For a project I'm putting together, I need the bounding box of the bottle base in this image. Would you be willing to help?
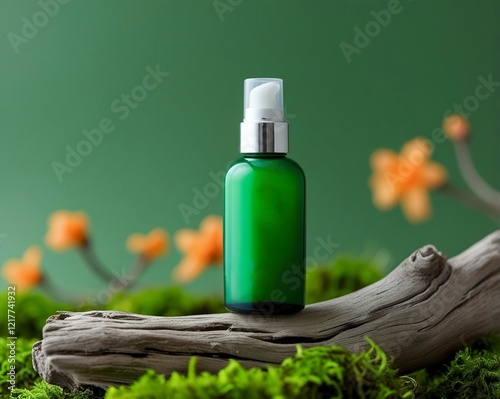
[225,302,304,316]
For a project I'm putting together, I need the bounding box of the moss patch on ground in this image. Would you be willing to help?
[105,340,413,399]
[410,334,500,399]
[0,337,38,393]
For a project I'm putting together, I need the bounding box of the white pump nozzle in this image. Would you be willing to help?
[249,82,280,109]
[244,78,284,121]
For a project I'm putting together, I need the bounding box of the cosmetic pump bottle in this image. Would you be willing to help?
[224,78,306,315]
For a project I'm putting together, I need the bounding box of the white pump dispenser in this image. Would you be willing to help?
[240,78,288,153]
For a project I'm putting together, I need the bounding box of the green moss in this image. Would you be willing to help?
[106,339,414,399]
[0,337,40,392]
[306,256,384,304]
[411,335,500,399]
[10,380,96,399]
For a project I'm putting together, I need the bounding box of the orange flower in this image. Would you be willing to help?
[442,114,470,141]
[45,210,89,251]
[2,246,43,291]
[369,137,447,223]
[173,215,223,282]
[127,228,169,260]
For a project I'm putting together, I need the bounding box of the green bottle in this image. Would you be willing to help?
[224,78,305,315]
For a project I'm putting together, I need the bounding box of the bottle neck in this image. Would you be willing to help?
[240,121,288,154]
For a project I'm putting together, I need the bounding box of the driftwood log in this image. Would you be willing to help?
[33,231,500,390]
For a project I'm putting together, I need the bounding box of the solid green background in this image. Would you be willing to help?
[1,0,499,296]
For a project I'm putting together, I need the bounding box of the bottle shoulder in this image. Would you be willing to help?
[281,157,305,173]
[228,155,302,167]
[225,155,305,179]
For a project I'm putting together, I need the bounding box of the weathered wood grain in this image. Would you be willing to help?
[33,231,500,390]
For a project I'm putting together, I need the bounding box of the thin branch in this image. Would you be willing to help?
[39,276,78,303]
[114,255,150,293]
[77,242,115,282]
[454,140,500,206]
[438,184,500,220]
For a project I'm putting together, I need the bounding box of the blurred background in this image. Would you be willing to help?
[1,0,499,295]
